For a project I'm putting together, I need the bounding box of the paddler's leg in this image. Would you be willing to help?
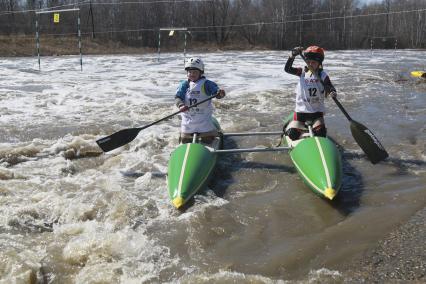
[179,132,194,144]
[199,130,219,144]
[285,112,305,140]
[312,115,326,137]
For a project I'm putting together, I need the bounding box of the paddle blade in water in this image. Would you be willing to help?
[96,128,141,152]
[350,121,388,164]
[410,71,426,78]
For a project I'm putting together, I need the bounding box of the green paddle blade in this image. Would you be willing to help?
[349,120,388,164]
[96,128,141,152]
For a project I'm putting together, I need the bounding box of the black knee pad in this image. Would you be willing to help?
[286,128,301,140]
[313,125,327,137]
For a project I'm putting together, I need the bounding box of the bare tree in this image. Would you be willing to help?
[1,0,425,50]
[209,0,242,45]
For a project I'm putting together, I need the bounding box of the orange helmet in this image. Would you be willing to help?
[304,46,325,63]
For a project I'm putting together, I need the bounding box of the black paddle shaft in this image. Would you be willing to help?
[332,97,352,121]
[96,93,219,152]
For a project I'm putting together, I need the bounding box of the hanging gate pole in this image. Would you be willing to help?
[35,8,81,71]
[184,32,187,64]
[35,16,41,71]
[157,30,161,61]
[78,10,82,71]
[158,28,188,63]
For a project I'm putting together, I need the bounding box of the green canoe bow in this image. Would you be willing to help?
[289,136,343,199]
[167,119,222,208]
[283,114,343,200]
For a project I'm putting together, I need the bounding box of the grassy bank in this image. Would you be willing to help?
[0,35,158,57]
[0,35,268,57]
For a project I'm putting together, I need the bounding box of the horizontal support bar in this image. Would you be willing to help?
[159,28,188,31]
[223,131,283,137]
[36,8,80,14]
[212,147,290,154]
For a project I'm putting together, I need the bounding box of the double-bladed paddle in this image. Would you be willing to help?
[299,53,388,164]
[96,93,219,152]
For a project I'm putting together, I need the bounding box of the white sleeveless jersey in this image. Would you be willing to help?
[180,78,215,133]
[294,70,328,113]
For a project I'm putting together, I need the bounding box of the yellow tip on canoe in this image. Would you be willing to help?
[172,197,185,208]
[324,188,337,200]
[411,71,426,78]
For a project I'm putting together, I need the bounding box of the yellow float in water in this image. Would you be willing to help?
[410,71,426,78]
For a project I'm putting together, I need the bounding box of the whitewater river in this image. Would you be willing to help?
[0,50,425,283]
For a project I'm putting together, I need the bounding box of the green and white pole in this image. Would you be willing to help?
[78,10,82,71]
[157,30,161,61]
[184,32,187,64]
[35,16,41,71]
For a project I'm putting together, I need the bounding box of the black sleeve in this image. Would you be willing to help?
[322,75,336,94]
[284,56,302,77]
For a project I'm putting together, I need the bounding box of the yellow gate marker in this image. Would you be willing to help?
[53,13,60,23]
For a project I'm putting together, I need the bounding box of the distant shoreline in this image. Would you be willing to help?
[1,35,270,57]
[3,35,423,58]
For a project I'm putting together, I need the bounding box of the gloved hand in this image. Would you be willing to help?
[291,46,304,57]
[179,104,189,112]
[216,89,226,99]
[328,91,337,98]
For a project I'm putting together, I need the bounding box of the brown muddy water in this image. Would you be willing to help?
[0,50,425,283]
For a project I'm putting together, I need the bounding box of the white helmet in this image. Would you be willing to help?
[185,57,204,73]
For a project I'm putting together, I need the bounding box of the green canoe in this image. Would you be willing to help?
[282,114,343,200]
[167,118,223,208]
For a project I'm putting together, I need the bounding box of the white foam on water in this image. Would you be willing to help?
[0,50,425,282]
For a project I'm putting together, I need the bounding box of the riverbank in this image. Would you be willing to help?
[343,206,426,282]
[1,35,155,57]
[0,35,267,57]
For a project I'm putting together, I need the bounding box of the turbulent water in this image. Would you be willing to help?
[0,50,425,283]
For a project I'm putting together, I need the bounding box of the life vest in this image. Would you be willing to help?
[294,70,328,113]
[180,78,215,133]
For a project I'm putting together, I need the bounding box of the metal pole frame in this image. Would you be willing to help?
[157,28,188,62]
[36,8,80,14]
[35,8,82,71]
